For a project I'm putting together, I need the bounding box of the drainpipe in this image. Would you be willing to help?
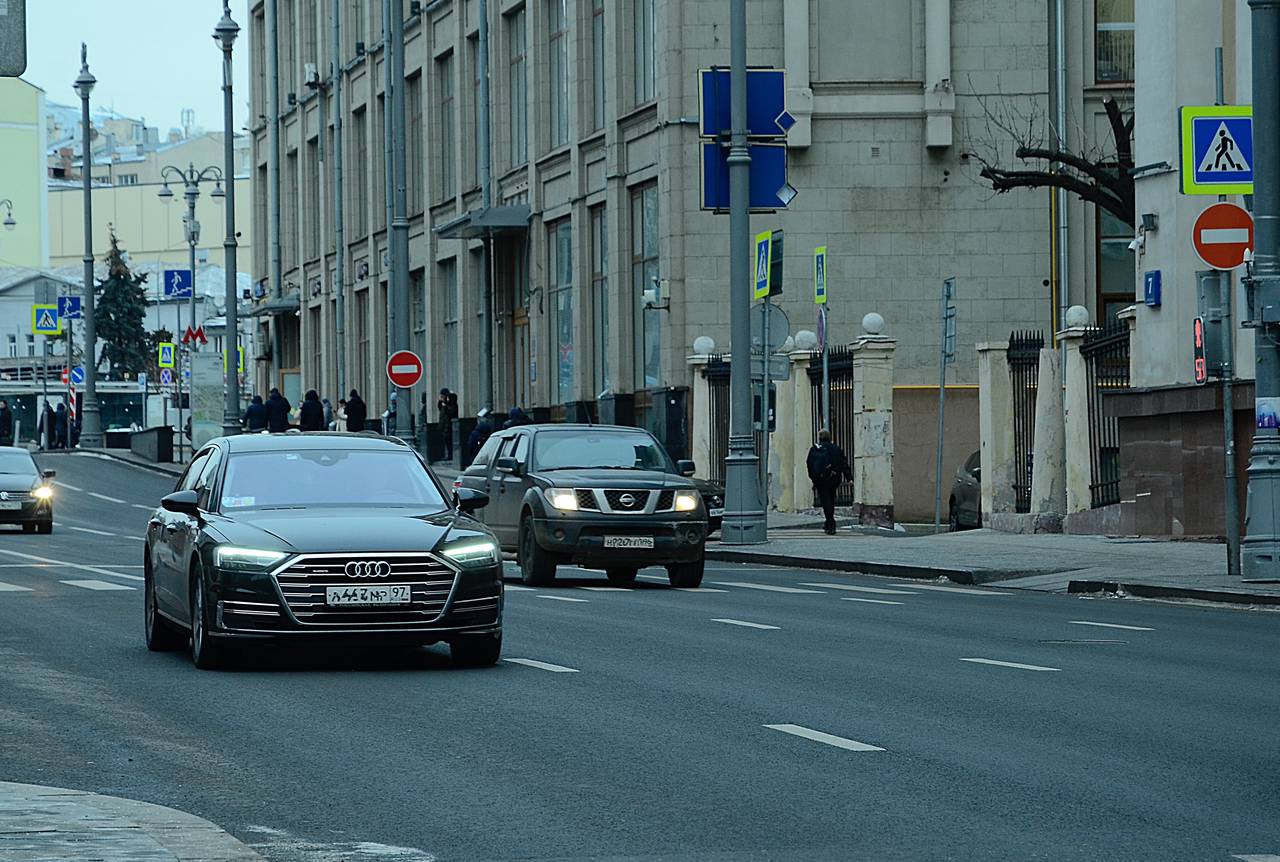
[479,0,494,411]
[332,0,347,400]
[266,0,283,386]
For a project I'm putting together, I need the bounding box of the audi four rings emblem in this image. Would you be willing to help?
[344,560,392,578]
[619,493,637,508]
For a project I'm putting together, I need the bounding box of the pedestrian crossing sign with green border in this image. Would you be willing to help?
[32,304,60,335]
[157,342,175,369]
[1180,104,1253,195]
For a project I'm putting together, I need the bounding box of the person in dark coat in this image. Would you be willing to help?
[37,403,54,450]
[54,403,69,450]
[464,409,495,465]
[265,387,292,433]
[437,388,457,461]
[806,428,853,535]
[345,389,367,432]
[502,406,533,429]
[0,399,13,447]
[299,389,325,431]
[243,395,268,431]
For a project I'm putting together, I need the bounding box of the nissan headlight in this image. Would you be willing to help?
[674,491,699,512]
[32,486,53,500]
[441,539,501,568]
[544,488,579,511]
[213,546,288,572]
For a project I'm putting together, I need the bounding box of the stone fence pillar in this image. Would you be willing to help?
[686,354,713,480]
[1059,326,1092,514]
[851,335,896,528]
[977,341,1014,521]
[1030,345,1065,518]
[778,351,814,512]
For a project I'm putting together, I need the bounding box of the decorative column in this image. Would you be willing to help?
[977,341,1014,521]
[1030,346,1066,519]
[687,351,714,479]
[1059,321,1092,514]
[851,328,896,528]
[775,349,811,512]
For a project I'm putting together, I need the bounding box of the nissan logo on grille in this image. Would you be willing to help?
[619,493,637,508]
[344,560,392,578]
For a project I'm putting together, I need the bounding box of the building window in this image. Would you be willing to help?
[284,149,299,268]
[6,334,16,358]
[440,258,460,393]
[347,0,364,57]
[591,0,605,130]
[252,11,266,117]
[590,205,609,394]
[351,107,368,237]
[631,183,659,387]
[1097,207,1135,324]
[305,138,320,260]
[469,35,481,189]
[355,288,369,395]
[548,0,569,149]
[508,8,528,167]
[437,51,456,199]
[309,305,323,390]
[1095,0,1134,84]
[302,0,318,70]
[26,334,35,357]
[548,220,574,403]
[116,174,138,186]
[281,0,297,96]
[407,73,424,214]
[411,268,426,357]
[633,0,655,105]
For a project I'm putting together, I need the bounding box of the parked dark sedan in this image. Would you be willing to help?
[456,424,708,587]
[143,432,501,669]
[0,447,54,533]
[948,450,981,531]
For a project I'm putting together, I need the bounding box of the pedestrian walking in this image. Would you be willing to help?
[806,429,852,535]
[437,387,458,461]
[243,394,268,431]
[334,399,348,432]
[345,389,367,432]
[0,399,13,447]
[321,397,334,429]
[502,406,533,429]
[54,403,68,450]
[299,389,325,431]
[464,408,495,465]
[265,387,292,433]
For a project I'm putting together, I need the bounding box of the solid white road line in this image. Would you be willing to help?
[900,584,1008,596]
[802,582,918,595]
[711,618,780,630]
[1068,620,1155,632]
[841,597,904,606]
[960,658,1061,672]
[54,481,83,492]
[61,579,135,592]
[711,581,825,594]
[505,585,535,591]
[764,724,885,752]
[675,587,729,592]
[67,526,117,537]
[579,586,632,592]
[0,582,33,592]
[1232,855,1280,861]
[504,658,580,673]
[131,503,153,511]
[88,492,126,504]
[537,595,589,603]
[0,548,144,582]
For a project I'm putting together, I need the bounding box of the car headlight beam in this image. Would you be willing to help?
[32,486,53,500]
[213,546,288,571]
[441,539,501,568]
[674,491,699,512]
[544,488,579,511]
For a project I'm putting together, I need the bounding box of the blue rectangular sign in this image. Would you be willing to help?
[163,269,193,298]
[700,142,791,211]
[1143,270,1162,307]
[699,68,795,138]
[58,296,82,319]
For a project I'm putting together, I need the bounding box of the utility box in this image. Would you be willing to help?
[1197,270,1228,376]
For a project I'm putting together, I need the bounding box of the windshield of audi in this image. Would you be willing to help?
[217,449,447,511]
[533,430,676,472]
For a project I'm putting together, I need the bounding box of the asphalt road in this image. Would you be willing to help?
[0,452,1278,861]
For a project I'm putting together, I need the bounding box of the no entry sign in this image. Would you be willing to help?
[386,350,424,389]
[1192,202,1254,270]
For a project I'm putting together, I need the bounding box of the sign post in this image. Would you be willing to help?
[815,246,829,432]
[386,350,424,440]
[935,277,957,532]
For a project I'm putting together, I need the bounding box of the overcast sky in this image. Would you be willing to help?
[22,1,251,134]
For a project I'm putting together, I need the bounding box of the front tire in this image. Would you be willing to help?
[37,518,52,534]
[145,562,185,652]
[948,502,961,532]
[450,632,502,667]
[189,562,229,670]
[21,522,34,534]
[667,557,705,588]
[518,517,557,587]
[605,567,638,586]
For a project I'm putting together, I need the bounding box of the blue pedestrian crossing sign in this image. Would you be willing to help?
[1181,105,1253,195]
[58,296,82,320]
[754,231,773,300]
[163,269,193,298]
[157,342,175,369]
[32,304,60,335]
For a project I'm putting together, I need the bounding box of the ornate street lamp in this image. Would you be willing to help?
[75,44,103,449]
[215,1,242,437]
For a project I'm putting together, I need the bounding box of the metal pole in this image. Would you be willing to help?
[216,1,242,437]
[1244,0,1280,582]
[76,45,103,448]
[176,268,184,462]
[332,0,347,401]
[185,177,198,458]
[721,0,767,544]
[759,295,770,498]
[934,284,949,532]
[1215,47,1240,577]
[390,0,411,439]
[821,306,830,432]
[266,0,283,389]
[479,0,494,412]
[40,340,47,448]
[383,0,395,402]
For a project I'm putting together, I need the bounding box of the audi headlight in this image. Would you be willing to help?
[213,546,288,571]
[544,488,579,511]
[441,539,501,568]
[674,491,699,512]
[32,486,53,500]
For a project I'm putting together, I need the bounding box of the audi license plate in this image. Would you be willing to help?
[0,501,21,510]
[604,536,655,549]
[325,585,412,607]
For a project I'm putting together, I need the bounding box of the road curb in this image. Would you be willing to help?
[0,780,262,860]
[704,548,985,585]
[1067,579,1280,607]
[71,448,185,478]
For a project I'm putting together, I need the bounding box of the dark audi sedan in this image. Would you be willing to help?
[457,424,707,588]
[0,447,55,533]
[143,433,501,669]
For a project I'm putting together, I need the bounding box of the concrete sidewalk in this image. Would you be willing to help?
[707,527,1280,607]
[0,781,260,861]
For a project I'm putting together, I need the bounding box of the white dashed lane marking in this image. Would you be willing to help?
[1068,620,1154,632]
[801,582,918,595]
[711,582,825,594]
[67,526,117,537]
[504,658,579,673]
[711,618,780,630]
[88,492,126,504]
[903,584,1009,596]
[505,585,535,591]
[537,595,589,603]
[1231,856,1280,861]
[675,587,728,592]
[764,724,885,752]
[960,658,1061,672]
[579,586,632,592]
[54,481,83,492]
[0,582,33,592]
[60,579,136,592]
[131,504,153,511]
[841,597,904,606]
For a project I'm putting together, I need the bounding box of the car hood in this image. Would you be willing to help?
[205,506,490,554]
[0,474,41,493]
[528,469,694,490]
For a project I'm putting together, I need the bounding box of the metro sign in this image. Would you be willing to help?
[1193,316,1209,385]
[1192,202,1254,271]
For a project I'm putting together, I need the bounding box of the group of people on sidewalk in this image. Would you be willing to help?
[241,388,369,434]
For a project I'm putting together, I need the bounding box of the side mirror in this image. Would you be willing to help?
[455,487,489,513]
[676,459,696,477]
[160,489,200,517]
[495,456,519,475]
[41,469,56,480]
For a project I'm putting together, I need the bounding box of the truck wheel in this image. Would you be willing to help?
[667,557,704,588]
[518,518,557,587]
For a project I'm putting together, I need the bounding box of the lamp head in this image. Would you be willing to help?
[158,183,174,203]
[210,181,225,201]
[214,2,240,52]
[73,43,96,100]
[2,215,15,233]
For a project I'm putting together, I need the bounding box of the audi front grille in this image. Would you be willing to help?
[272,552,461,627]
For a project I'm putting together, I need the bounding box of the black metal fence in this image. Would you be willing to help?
[703,356,731,484]
[1080,322,1131,508]
[1008,330,1044,514]
[808,346,856,506]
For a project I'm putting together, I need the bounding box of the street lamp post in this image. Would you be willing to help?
[0,199,16,231]
[75,44,103,449]
[215,2,241,437]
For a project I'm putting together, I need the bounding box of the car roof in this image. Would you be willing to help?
[217,432,413,454]
[515,424,652,434]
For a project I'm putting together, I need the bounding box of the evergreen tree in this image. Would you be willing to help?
[94,229,150,380]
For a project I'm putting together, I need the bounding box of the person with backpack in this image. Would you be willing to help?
[806,429,852,535]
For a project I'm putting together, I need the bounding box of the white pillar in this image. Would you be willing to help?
[687,354,712,479]
[1059,326,1092,514]
[977,341,1014,520]
[1030,347,1065,516]
[851,336,896,527]
[780,350,814,512]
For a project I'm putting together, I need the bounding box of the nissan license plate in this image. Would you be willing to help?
[709,508,725,517]
[325,585,412,607]
[604,536,655,549]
